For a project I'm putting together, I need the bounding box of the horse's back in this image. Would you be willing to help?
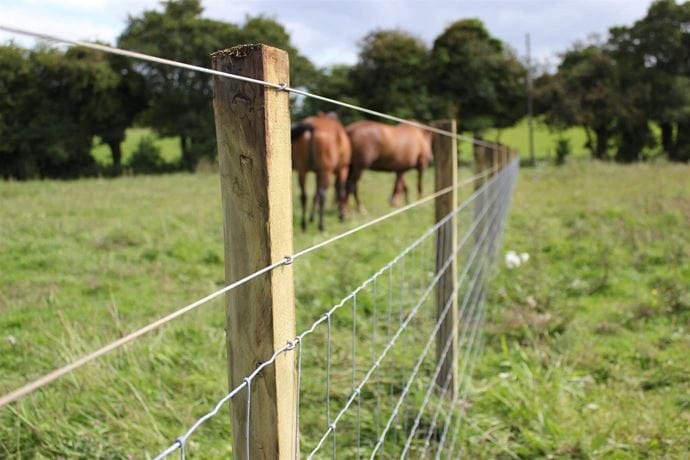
[347,121,392,168]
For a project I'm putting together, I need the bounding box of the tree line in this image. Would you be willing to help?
[536,0,690,162]
[0,0,687,179]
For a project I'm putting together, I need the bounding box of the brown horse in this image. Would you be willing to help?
[345,121,433,209]
[291,113,351,231]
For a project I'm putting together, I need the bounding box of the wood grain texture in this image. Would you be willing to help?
[432,120,459,398]
[212,44,296,459]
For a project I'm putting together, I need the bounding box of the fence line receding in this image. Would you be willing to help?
[0,32,521,459]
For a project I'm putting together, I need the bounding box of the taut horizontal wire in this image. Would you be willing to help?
[0,163,504,410]
[0,24,501,149]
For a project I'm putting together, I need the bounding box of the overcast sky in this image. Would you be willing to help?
[1,0,652,68]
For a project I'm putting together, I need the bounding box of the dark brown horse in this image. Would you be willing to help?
[291,113,351,231]
[345,121,433,209]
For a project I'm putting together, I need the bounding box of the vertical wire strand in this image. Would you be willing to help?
[245,380,251,460]
[295,338,303,459]
[352,293,361,460]
[372,275,381,450]
[385,263,393,457]
[326,314,332,428]
[398,252,407,450]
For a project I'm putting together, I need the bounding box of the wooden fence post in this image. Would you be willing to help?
[473,137,487,191]
[432,119,459,397]
[211,44,296,459]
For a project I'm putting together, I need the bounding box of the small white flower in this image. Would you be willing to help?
[520,252,530,263]
[7,335,17,346]
[505,251,522,268]
[584,403,599,411]
[498,372,510,379]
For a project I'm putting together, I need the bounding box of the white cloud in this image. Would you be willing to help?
[0,4,124,45]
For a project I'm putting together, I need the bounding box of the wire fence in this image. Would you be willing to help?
[155,159,518,458]
[0,23,520,459]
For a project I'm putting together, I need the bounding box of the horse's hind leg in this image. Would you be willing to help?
[402,175,410,204]
[309,178,318,224]
[317,171,330,231]
[298,170,307,231]
[390,172,405,207]
[334,173,342,207]
[336,166,349,221]
[346,167,365,213]
[417,164,424,199]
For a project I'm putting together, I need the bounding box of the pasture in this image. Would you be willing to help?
[0,160,688,457]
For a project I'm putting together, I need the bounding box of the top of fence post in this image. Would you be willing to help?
[211,43,297,459]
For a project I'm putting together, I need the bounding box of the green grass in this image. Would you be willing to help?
[482,118,590,160]
[1,160,688,458]
[461,160,690,458]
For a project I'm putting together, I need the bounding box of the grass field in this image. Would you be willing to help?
[1,160,688,458]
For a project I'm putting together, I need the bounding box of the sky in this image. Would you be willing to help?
[0,0,653,68]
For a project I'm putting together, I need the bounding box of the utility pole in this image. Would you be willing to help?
[526,33,535,165]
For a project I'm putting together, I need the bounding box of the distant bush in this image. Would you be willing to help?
[127,136,166,174]
[555,138,571,165]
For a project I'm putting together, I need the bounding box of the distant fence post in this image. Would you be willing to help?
[432,119,459,397]
[211,44,296,459]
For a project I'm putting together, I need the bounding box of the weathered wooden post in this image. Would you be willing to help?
[211,44,297,459]
[472,137,487,191]
[432,119,459,397]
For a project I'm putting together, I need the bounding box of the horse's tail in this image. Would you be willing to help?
[291,122,317,170]
[291,122,314,141]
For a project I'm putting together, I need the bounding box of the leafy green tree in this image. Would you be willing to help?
[429,19,526,134]
[609,0,690,161]
[0,44,36,178]
[537,43,620,159]
[349,29,433,120]
[118,1,316,169]
[64,47,148,173]
[296,64,360,123]
[118,0,241,170]
[240,16,317,89]
[0,44,122,179]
